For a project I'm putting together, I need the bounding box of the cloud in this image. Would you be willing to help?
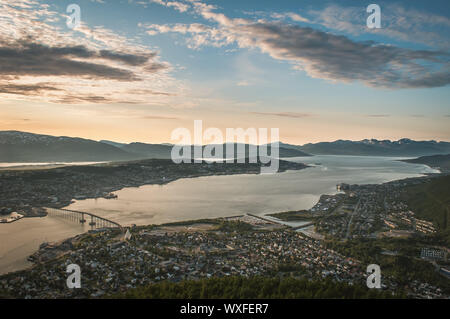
[149,0,190,13]
[250,112,313,119]
[0,0,185,105]
[143,1,450,89]
[271,12,310,23]
[0,83,61,96]
[0,41,145,81]
[98,50,156,66]
[310,4,450,49]
[57,95,112,104]
[236,80,250,86]
[365,114,390,118]
[140,115,179,120]
[127,89,177,96]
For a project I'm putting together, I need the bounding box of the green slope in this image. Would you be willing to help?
[402,175,450,244]
[402,154,450,173]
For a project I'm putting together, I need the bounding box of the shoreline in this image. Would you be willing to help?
[0,163,308,276]
[0,159,439,276]
[0,158,308,216]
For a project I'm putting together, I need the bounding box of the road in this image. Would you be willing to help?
[345,198,361,239]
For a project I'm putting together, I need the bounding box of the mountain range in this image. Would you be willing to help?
[293,138,450,156]
[1,131,449,162]
[0,131,309,162]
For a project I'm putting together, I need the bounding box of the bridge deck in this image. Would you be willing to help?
[44,207,123,230]
[291,222,315,230]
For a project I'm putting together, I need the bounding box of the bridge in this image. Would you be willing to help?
[44,207,123,231]
[291,222,315,230]
[247,213,315,230]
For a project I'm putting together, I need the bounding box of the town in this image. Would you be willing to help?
[269,175,450,298]
[0,216,367,298]
[0,161,449,299]
[0,212,448,299]
[0,159,307,216]
[314,178,441,240]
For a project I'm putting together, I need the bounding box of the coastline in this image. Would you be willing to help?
[0,158,308,216]
[0,157,439,276]
[0,161,308,276]
[2,170,448,300]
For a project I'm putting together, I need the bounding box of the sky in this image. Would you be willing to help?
[0,0,449,145]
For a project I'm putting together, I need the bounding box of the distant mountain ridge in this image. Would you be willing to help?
[0,131,136,162]
[103,142,310,159]
[0,131,310,162]
[2,131,449,162]
[297,138,450,156]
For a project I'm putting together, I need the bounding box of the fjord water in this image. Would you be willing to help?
[0,217,88,275]
[0,155,438,274]
[64,155,438,225]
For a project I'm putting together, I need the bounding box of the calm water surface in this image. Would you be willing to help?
[64,155,437,225]
[0,218,87,274]
[0,155,438,274]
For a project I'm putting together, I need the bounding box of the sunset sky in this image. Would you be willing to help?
[0,0,449,144]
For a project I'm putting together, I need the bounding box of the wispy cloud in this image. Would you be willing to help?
[271,12,310,23]
[310,4,450,49]
[0,83,62,96]
[0,0,185,105]
[250,112,313,119]
[0,41,152,81]
[140,115,179,120]
[142,1,450,89]
[236,80,251,87]
[366,114,390,118]
[146,0,190,12]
